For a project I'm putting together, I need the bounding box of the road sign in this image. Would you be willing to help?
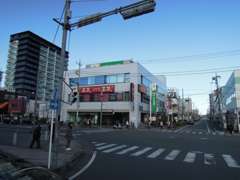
[50,89,58,110]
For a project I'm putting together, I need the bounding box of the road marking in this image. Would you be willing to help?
[198,132,202,135]
[91,141,97,144]
[95,143,106,147]
[96,144,116,150]
[204,153,216,165]
[186,130,191,133]
[222,154,240,168]
[192,131,196,134]
[212,132,216,136]
[68,151,97,180]
[131,147,152,157]
[165,150,181,160]
[147,148,165,159]
[200,137,208,140]
[116,146,139,155]
[102,145,127,153]
[183,152,196,163]
[174,125,190,133]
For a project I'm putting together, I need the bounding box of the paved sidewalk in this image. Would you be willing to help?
[0,138,82,169]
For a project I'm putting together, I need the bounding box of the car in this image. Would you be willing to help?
[187,120,194,125]
[0,152,66,180]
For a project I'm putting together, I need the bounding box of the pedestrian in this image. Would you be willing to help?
[65,122,73,151]
[30,123,41,149]
[126,120,129,129]
[160,121,163,129]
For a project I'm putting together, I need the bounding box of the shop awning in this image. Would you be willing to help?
[0,102,8,109]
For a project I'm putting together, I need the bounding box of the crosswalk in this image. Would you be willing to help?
[92,141,240,168]
[147,129,239,136]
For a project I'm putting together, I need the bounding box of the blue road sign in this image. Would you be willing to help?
[50,89,58,110]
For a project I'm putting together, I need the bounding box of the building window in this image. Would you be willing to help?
[80,77,88,85]
[109,94,117,101]
[124,73,130,82]
[123,92,130,101]
[106,75,117,84]
[95,75,105,84]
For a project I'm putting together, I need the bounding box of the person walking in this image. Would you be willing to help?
[30,123,41,149]
[126,120,129,129]
[65,122,73,151]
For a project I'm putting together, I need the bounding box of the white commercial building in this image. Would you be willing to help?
[61,60,167,128]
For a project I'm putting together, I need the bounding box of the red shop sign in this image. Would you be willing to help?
[79,85,115,94]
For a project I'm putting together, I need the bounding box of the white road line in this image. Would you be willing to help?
[68,151,97,180]
[102,145,127,153]
[95,143,106,147]
[174,125,190,133]
[131,147,152,157]
[183,152,196,163]
[204,153,216,165]
[198,132,202,135]
[212,132,216,136]
[116,146,139,155]
[222,154,240,168]
[147,148,165,158]
[165,150,181,160]
[186,130,191,133]
[192,131,196,134]
[91,141,97,144]
[96,144,116,150]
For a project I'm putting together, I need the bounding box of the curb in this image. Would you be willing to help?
[54,138,95,179]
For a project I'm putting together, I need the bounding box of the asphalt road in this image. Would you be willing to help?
[76,118,240,180]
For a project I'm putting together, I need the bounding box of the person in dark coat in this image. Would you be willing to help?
[30,124,41,148]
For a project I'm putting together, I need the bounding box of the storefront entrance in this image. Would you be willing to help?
[67,111,129,127]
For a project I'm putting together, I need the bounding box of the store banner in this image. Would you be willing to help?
[152,83,157,113]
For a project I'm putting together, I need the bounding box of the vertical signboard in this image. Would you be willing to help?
[152,83,157,113]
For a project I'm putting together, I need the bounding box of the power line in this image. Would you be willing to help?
[139,49,240,64]
[52,3,66,43]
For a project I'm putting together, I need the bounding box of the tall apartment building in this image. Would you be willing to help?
[5,31,68,102]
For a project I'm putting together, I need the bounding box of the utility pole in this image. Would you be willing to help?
[76,60,81,123]
[212,74,223,129]
[182,88,184,121]
[100,91,103,128]
[149,83,152,121]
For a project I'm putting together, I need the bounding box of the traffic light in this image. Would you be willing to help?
[71,92,78,104]
[120,0,156,20]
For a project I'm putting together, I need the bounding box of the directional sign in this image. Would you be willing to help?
[50,89,58,110]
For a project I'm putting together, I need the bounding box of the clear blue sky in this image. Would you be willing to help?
[1,0,240,114]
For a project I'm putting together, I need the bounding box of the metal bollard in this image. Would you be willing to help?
[12,132,17,146]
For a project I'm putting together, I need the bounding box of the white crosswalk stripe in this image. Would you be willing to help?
[204,153,216,165]
[95,142,106,147]
[165,150,181,160]
[131,147,152,157]
[222,154,240,168]
[96,144,116,150]
[93,142,240,168]
[183,152,196,163]
[147,148,165,159]
[102,145,127,153]
[116,146,139,155]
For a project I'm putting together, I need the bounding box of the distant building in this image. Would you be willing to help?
[61,60,167,127]
[222,70,240,112]
[5,31,68,103]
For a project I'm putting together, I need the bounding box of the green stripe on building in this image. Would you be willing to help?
[100,60,124,67]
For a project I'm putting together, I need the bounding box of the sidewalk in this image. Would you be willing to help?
[0,138,82,169]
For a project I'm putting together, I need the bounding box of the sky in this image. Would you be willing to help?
[1,0,240,114]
